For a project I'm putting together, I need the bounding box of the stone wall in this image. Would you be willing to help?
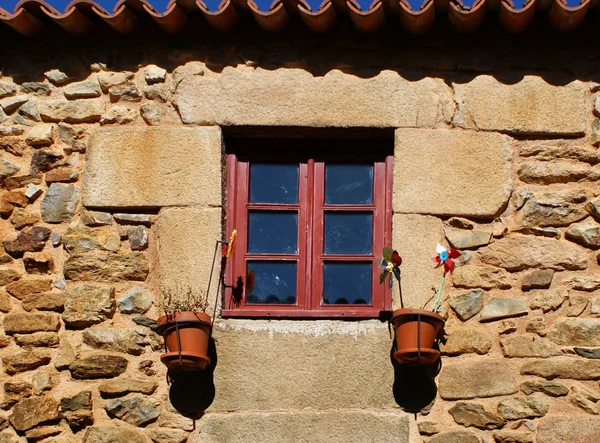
[0,31,599,443]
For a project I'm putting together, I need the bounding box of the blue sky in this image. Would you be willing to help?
[0,0,445,13]
[0,0,581,14]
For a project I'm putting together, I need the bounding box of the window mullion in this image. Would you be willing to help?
[298,161,309,311]
[310,161,325,311]
[236,160,250,308]
[372,160,388,310]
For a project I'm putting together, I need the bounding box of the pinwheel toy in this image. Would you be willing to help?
[379,247,402,288]
[432,244,461,313]
[433,244,461,274]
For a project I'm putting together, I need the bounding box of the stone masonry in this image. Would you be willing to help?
[0,32,600,443]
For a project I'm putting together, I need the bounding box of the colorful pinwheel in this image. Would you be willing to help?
[432,244,461,313]
[433,244,461,274]
[378,247,402,289]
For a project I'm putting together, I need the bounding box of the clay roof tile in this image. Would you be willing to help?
[0,0,594,35]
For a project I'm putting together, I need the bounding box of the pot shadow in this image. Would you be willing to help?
[391,342,442,413]
[168,337,218,418]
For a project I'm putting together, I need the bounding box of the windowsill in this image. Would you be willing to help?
[221,308,392,320]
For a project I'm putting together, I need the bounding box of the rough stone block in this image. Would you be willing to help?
[39,99,105,123]
[22,290,66,312]
[196,410,410,443]
[63,284,116,328]
[64,252,149,282]
[521,357,600,380]
[439,360,518,400]
[449,289,484,321]
[440,329,492,355]
[25,125,53,146]
[3,349,51,374]
[62,221,120,254]
[548,318,600,346]
[41,184,79,223]
[500,334,562,358]
[105,395,160,427]
[445,229,492,249]
[524,317,547,336]
[393,129,512,217]
[63,78,101,99]
[427,430,479,443]
[97,378,158,397]
[83,127,222,208]
[0,269,20,286]
[391,214,442,309]
[518,161,599,184]
[478,235,588,271]
[480,298,527,322]
[117,287,152,314]
[529,289,567,313]
[175,67,453,128]
[210,322,396,410]
[453,76,587,135]
[522,269,554,291]
[8,395,60,431]
[520,380,568,397]
[158,208,221,314]
[4,313,60,334]
[82,425,148,443]
[492,430,534,443]
[538,416,600,443]
[70,355,128,379]
[448,402,505,429]
[0,155,19,180]
[82,328,147,355]
[14,332,59,347]
[452,265,512,290]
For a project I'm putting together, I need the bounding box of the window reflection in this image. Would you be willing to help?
[248,211,298,254]
[250,164,299,204]
[324,212,372,255]
[323,262,372,305]
[246,261,297,304]
[325,164,373,205]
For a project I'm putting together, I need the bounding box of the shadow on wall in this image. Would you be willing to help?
[1,17,600,88]
[391,343,441,413]
[168,337,218,418]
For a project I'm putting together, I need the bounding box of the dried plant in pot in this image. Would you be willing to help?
[157,285,212,374]
[379,244,467,366]
[157,230,238,374]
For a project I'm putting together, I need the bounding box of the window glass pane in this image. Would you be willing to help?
[248,211,298,254]
[246,261,297,304]
[323,262,372,305]
[325,164,373,205]
[324,212,372,255]
[250,164,299,204]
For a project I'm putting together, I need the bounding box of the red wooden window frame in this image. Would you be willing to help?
[223,144,393,319]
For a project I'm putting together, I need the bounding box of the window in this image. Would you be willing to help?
[224,139,393,318]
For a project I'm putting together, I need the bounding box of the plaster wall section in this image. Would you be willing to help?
[0,38,599,443]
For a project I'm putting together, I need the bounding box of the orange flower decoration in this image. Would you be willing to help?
[223,229,237,258]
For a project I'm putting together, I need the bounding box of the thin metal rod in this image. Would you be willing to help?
[211,257,225,330]
[396,272,404,309]
[417,313,421,364]
[203,240,223,313]
[433,273,446,313]
[175,321,183,367]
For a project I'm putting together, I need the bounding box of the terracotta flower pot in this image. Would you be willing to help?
[392,308,445,366]
[157,312,212,373]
